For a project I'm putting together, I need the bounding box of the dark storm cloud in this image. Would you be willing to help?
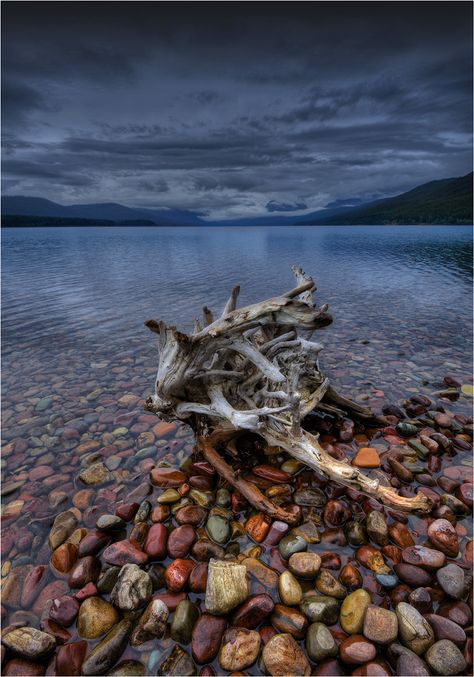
[2,1,472,217]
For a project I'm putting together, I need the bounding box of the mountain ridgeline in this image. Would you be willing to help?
[2,172,472,227]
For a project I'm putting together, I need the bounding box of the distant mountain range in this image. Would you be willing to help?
[2,171,472,227]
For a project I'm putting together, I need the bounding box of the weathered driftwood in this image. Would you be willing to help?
[145,266,432,517]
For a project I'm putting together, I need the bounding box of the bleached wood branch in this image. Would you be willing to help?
[145,266,432,515]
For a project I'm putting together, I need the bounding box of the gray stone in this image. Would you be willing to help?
[396,602,435,655]
[366,510,388,546]
[82,620,132,676]
[425,639,467,675]
[278,534,307,559]
[170,600,199,645]
[130,599,169,645]
[1,627,56,659]
[96,515,125,531]
[110,564,152,610]
[206,515,230,544]
[305,622,338,662]
[300,595,339,625]
[436,563,465,599]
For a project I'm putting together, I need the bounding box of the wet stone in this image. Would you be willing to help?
[3,658,47,676]
[49,595,80,627]
[425,639,467,676]
[339,635,376,665]
[110,563,152,610]
[366,510,388,546]
[340,588,371,634]
[150,467,186,487]
[278,570,302,606]
[103,539,149,566]
[393,645,431,676]
[77,530,111,557]
[402,545,446,570]
[205,514,230,544]
[68,555,101,588]
[230,593,275,628]
[262,632,310,676]
[167,525,197,558]
[205,559,248,615]
[130,599,169,645]
[425,613,467,646]
[165,558,195,592]
[82,619,132,676]
[55,640,88,676]
[287,553,320,580]
[106,660,146,676]
[96,515,125,531]
[158,644,195,676]
[2,627,56,659]
[278,533,307,559]
[176,505,207,526]
[97,566,121,593]
[218,627,261,671]
[144,523,168,560]
[305,622,338,662]
[77,596,119,639]
[170,600,199,645]
[427,518,459,557]
[363,605,398,644]
[271,604,308,639]
[79,462,112,485]
[315,569,347,598]
[48,511,78,549]
[300,595,339,625]
[394,563,432,587]
[191,613,227,664]
[396,602,435,655]
[436,563,465,599]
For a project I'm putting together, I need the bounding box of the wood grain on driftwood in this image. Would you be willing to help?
[145,266,432,518]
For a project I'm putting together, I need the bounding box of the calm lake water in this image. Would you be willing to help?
[1,225,473,674]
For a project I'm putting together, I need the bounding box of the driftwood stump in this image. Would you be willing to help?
[145,266,432,520]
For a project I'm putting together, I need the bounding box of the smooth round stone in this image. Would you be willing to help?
[363,605,398,644]
[366,511,388,546]
[165,559,195,592]
[51,543,78,573]
[49,595,80,627]
[395,648,431,676]
[291,521,320,544]
[394,563,432,587]
[2,627,56,659]
[305,622,338,662]
[191,613,227,664]
[48,511,78,549]
[144,523,168,560]
[77,597,119,639]
[176,505,207,526]
[271,604,308,639]
[425,613,467,646]
[3,658,47,676]
[351,659,391,676]
[103,540,148,566]
[278,571,302,606]
[323,499,351,527]
[150,505,170,522]
[278,534,307,560]
[396,602,435,655]
[106,660,146,676]
[427,519,459,557]
[262,633,310,676]
[300,595,339,625]
[288,552,321,579]
[188,562,208,593]
[408,587,433,614]
[55,640,88,676]
[438,600,471,627]
[68,556,101,588]
[230,593,275,628]
[216,488,231,507]
[170,600,199,645]
[158,644,195,676]
[218,627,261,671]
[375,573,398,589]
[315,569,346,598]
[77,530,111,557]
[339,563,363,590]
[346,521,368,546]
[96,515,125,531]
[436,563,465,599]
[340,589,371,634]
[402,545,446,570]
[151,468,186,487]
[425,639,467,675]
[206,515,230,544]
[167,525,197,558]
[81,620,132,676]
[110,564,152,610]
[158,488,181,504]
[339,635,376,665]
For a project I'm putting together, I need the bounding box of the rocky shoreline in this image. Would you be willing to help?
[1,374,473,676]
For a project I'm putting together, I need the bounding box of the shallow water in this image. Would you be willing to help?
[1,225,473,674]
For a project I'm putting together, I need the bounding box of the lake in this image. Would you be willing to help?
[1,224,473,674]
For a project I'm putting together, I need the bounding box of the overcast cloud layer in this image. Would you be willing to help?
[2,2,472,218]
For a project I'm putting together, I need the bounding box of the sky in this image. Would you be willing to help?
[2,2,473,219]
